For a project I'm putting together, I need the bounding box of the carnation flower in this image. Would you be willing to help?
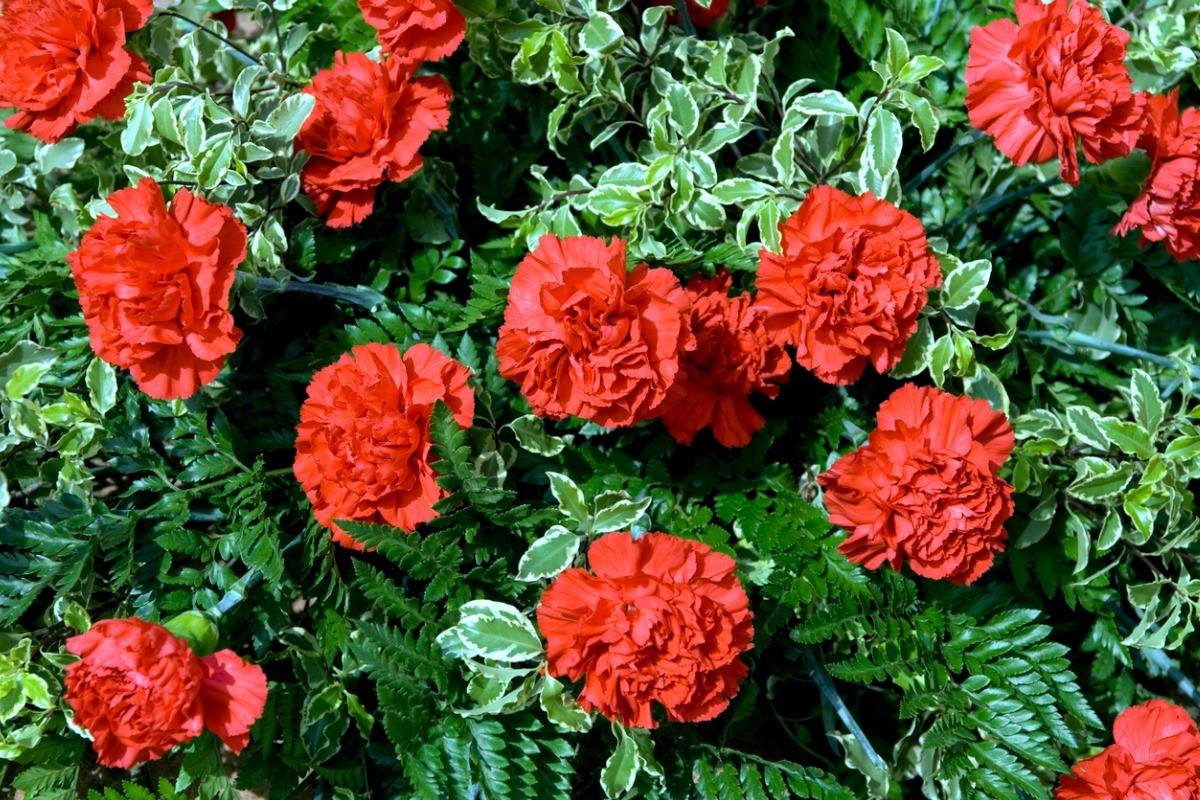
[819,384,1015,585]
[754,185,941,386]
[294,342,474,550]
[296,51,452,229]
[496,234,693,428]
[656,271,789,447]
[965,0,1144,185]
[65,618,267,769]
[359,0,466,63]
[1114,90,1200,262]
[67,178,247,401]
[0,0,153,143]
[536,532,754,728]
[1056,699,1200,800]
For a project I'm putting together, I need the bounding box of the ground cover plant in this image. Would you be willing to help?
[3,0,1200,797]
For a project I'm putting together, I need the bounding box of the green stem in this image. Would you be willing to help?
[804,647,886,771]
[903,130,985,194]
[1020,330,1200,379]
[673,0,696,36]
[931,176,1060,236]
[253,276,388,310]
[159,10,261,67]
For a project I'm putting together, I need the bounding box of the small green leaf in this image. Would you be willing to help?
[1129,369,1165,436]
[601,723,641,799]
[517,525,582,582]
[547,472,589,525]
[666,84,700,140]
[455,600,544,663]
[509,414,569,456]
[1097,418,1156,459]
[940,257,991,311]
[897,55,944,84]
[790,90,858,118]
[890,317,933,379]
[592,491,651,533]
[579,12,624,57]
[540,675,594,732]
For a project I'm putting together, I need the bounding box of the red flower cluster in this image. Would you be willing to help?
[1057,699,1200,799]
[657,271,789,447]
[295,52,452,228]
[65,618,267,769]
[496,234,693,429]
[648,0,768,28]
[755,185,941,386]
[1115,90,1200,262]
[67,178,247,401]
[537,532,754,729]
[0,0,153,143]
[359,0,466,63]
[965,0,1144,185]
[294,342,474,549]
[819,384,1015,585]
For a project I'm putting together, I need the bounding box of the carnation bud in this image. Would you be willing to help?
[162,611,219,656]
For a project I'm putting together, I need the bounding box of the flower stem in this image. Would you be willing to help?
[673,0,697,36]
[253,276,388,311]
[158,9,261,67]
[1019,330,1200,379]
[804,647,887,772]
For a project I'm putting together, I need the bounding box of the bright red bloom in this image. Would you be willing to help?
[67,178,247,401]
[0,0,153,142]
[296,51,452,229]
[1056,700,1200,800]
[537,532,754,729]
[358,0,465,63]
[1114,91,1200,262]
[656,271,789,447]
[965,0,1144,185]
[496,235,693,428]
[819,384,1015,585]
[755,185,941,386]
[65,618,267,769]
[294,342,474,550]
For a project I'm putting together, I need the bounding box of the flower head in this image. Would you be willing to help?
[656,271,789,447]
[294,342,474,550]
[1114,90,1200,262]
[296,51,452,228]
[359,0,465,63]
[67,178,247,400]
[754,185,941,386]
[537,532,754,728]
[965,0,1144,185]
[0,0,153,142]
[496,235,693,428]
[65,618,267,769]
[819,384,1015,585]
[1056,699,1200,800]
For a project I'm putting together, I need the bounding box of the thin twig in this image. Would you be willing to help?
[253,276,388,310]
[159,9,262,66]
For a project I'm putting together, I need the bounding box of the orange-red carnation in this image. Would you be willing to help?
[65,618,267,769]
[819,384,1015,585]
[754,185,941,386]
[1114,90,1200,262]
[0,0,152,143]
[294,342,474,550]
[67,178,247,401]
[1056,699,1200,800]
[296,51,451,229]
[965,0,1144,185]
[537,532,754,729]
[496,234,693,428]
[656,271,789,447]
[359,0,465,63]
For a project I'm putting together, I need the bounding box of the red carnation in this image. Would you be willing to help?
[496,234,693,428]
[0,0,153,143]
[294,342,475,550]
[754,185,941,386]
[965,0,1144,185]
[296,51,452,229]
[537,532,754,729]
[819,384,1015,585]
[656,271,789,447]
[65,618,267,769]
[1057,699,1200,800]
[1114,90,1200,262]
[359,0,465,63]
[67,178,247,401]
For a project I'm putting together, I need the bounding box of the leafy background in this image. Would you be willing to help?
[3,0,1200,797]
